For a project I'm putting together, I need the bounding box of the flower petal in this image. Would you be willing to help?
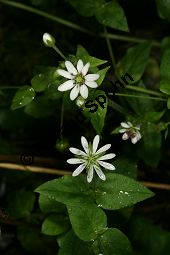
[85,74,99,81]
[94,165,106,181]
[121,122,130,128]
[65,61,77,75]
[122,133,129,140]
[72,163,86,176]
[98,161,115,170]
[70,85,80,100]
[80,84,88,99]
[81,136,89,154]
[67,158,85,164]
[96,144,111,154]
[87,166,94,183]
[127,121,133,127]
[98,153,116,161]
[131,136,138,144]
[69,147,86,156]
[57,69,73,79]
[58,80,75,91]
[93,135,100,153]
[85,81,98,88]
[77,59,84,73]
[119,128,126,133]
[81,63,90,76]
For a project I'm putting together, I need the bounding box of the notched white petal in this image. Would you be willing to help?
[98,161,115,170]
[57,69,73,79]
[81,62,90,76]
[80,84,88,99]
[121,122,130,128]
[94,165,106,181]
[77,59,84,73]
[122,133,129,140]
[85,81,98,88]
[96,144,111,154]
[67,158,84,164]
[58,80,74,91]
[98,153,116,161]
[93,135,100,153]
[65,61,77,75]
[85,74,99,81]
[70,85,80,100]
[87,166,94,183]
[81,136,89,153]
[69,147,86,156]
[72,163,86,176]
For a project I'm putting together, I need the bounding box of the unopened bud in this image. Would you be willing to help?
[43,33,55,47]
[76,96,85,107]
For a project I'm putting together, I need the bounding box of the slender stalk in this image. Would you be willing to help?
[60,98,64,139]
[53,45,66,60]
[0,86,20,89]
[103,27,116,69]
[0,0,161,47]
[0,0,93,35]
[100,32,161,47]
[126,85,164,97]
[115,93,167,101]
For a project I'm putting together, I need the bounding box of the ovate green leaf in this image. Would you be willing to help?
[11,86,35,110]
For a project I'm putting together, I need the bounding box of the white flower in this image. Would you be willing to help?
[67,135,116,183]
[119,121,141,144]
[43,33,55,47]
[57,59,99,101]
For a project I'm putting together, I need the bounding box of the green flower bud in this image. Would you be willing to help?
[43,33,56,47]
[55,138,69,153]
[76,96,85,107]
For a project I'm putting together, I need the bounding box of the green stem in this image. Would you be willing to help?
[53,45,66,60]
[0,86,20,89]
[60,98,64,139]
[0,0,93,35]
[103,27,116,69]
[126,85,164,97]
[115,93,167,101]
[99,32,161,47]
[107,99,129,115]
[0,0,161,47]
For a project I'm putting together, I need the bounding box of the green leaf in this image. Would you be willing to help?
[93,228,132,255]
[160,49,170,95]
[24,95,56,118]
[17,227,57,254]
[114,157,137,180]
[67,0,105,17]
[39,194,66,214]
[58,230,94,255]
[36,175,93,206]
[117,42,152,83]
[7,190,35,219]
[139,122,161,167]
[83,90,107,134]
[41,214,69,236]
[97,66,110,86]
[76,45,107,67]
[11,86,35,110]
[67,204,107,241]
[95,173,154,210]
[156,0,170,21]
[95,0,129,32]
[167,97,170,109]
[143,110,165,122]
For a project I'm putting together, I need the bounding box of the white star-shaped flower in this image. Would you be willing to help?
[67,135,116,183]
[57,59,99,101]
[119,121,141,144]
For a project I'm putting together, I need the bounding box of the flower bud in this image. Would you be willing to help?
[43,33,55,47]
[76,96,85,107]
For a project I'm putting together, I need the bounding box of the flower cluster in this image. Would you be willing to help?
[67,135,116,183]
[119,121,141,144]
[57,60,99,100]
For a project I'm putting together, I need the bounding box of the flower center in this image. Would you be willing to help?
[75,74,85,85]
